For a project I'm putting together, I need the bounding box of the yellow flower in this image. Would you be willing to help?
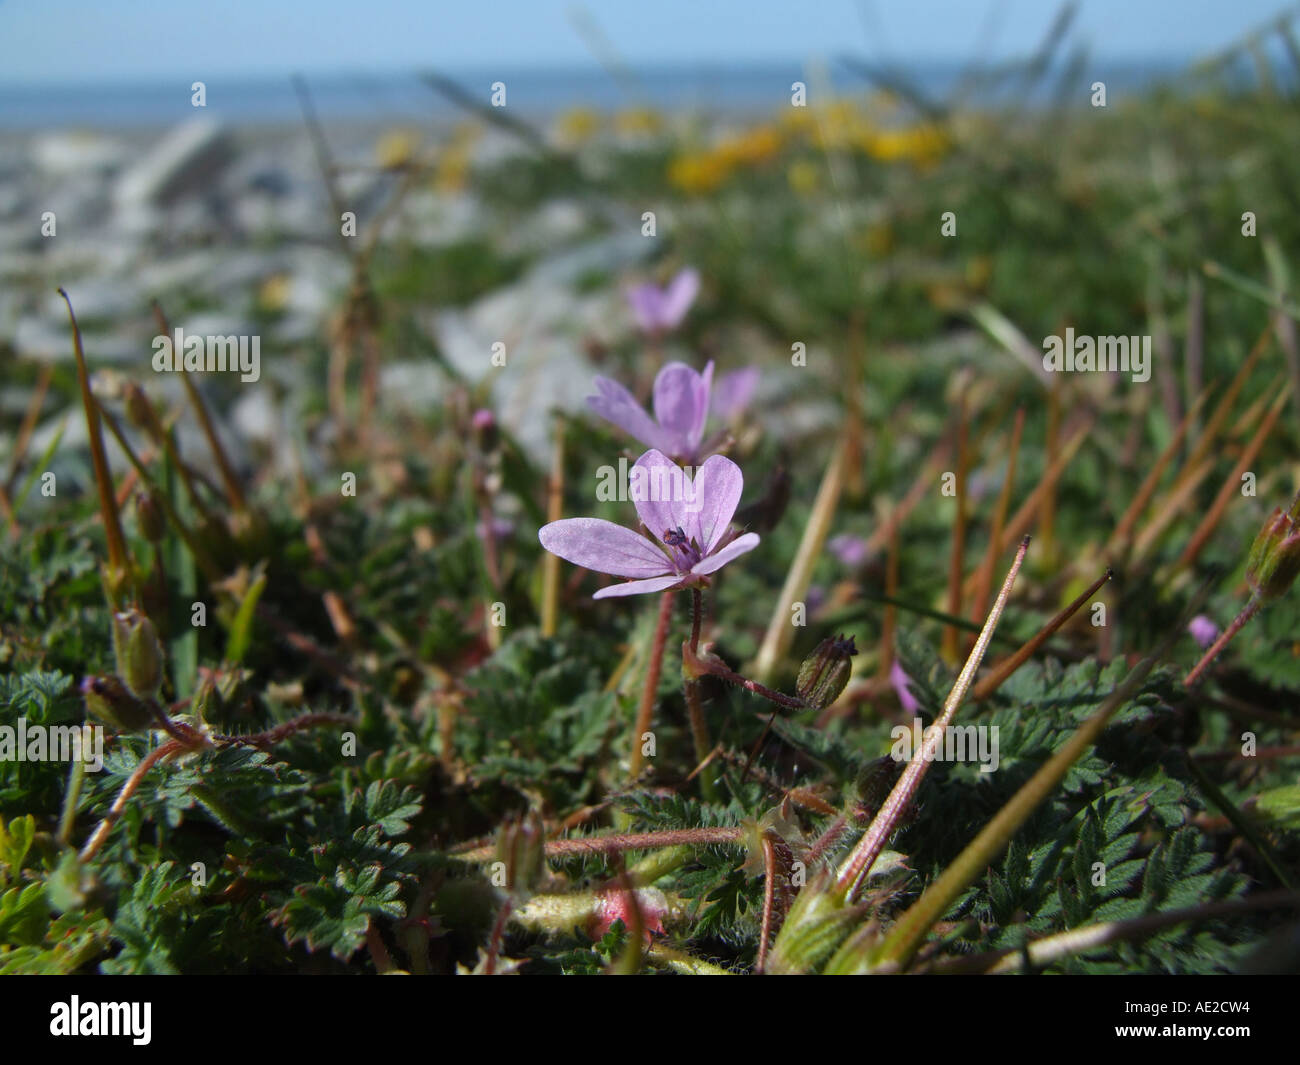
[715,125,782,168]
[668,152,730,195]
[614,107,663,136]
[554,107,601,146]
[787,159,820,195]
[257,274,291,313]
[375,129,419,170]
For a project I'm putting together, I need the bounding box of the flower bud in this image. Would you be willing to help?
[81,674,155,732]
[111,609,164,698]
[1246,496,1300,601]
[796,634,857,711]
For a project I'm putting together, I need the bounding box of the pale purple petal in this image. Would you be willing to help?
[652,362,710,457]
[1188,614,1220,650]
[625,283,664,333]
[630,449,697,545]
[691,531,760,576]
[658,268,700,330]
[593,574,683,599]
[828,533,870,569]
[890,660,920,714]
[691,453,744,554]
[539,518,669,578]
[587,377,668,452]
[712,367,759,420]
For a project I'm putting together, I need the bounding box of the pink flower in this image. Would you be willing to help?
[712,367,760,421]
[538,449,759,599]
[890,660,920,714]
[1188,614,1220,650]
[625,268,699,335]
[587,360,715,463]
[828,533,870,569]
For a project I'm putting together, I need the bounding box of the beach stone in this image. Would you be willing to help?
[114,119,234,208]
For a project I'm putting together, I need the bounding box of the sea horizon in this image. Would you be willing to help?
[0,57,1203,130]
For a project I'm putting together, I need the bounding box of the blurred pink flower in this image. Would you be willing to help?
[712,366,760,420]
[828,533,870,569]
[890,660,920,714]
[587,360,714,463]
[625,267,699,334]
[1188,614,1220,649]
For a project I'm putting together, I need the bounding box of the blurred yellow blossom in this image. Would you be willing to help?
[554,107,601,146]
[786,159,820,195]
[375,129,419,170]
[257,273,291,314]
[614,107,664,136]
[668,151,731,194]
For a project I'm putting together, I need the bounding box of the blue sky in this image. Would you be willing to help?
[0,0,1294,84]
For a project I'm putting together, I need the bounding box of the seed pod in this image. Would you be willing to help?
[111,609,164,698]
[81,674,155,732]
[796,634,858,711]
[1246,495,1300,601]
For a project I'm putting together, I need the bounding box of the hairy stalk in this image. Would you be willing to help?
[868,581,1210,971]
[450,825,744,864]
[683,587,718,800]
[757,833,778,973]
[628,589,675,780]
[837,536,1031,897]
[79,739,185,862]
[1183,595,1262,687]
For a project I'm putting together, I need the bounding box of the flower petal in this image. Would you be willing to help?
[630,448,697,547]
[652,362,709,458]
[587,377,667,452]
[659,268,700,330]
[625,283,664,333]
[592,574,684,599]
[539,518,669,578]
[712,366,759,420]
[691,454,744,554]
[691,531,759,575]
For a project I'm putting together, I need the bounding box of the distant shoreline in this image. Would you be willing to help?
[0,59,1192,132]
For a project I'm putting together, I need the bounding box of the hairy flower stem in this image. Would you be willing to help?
[628,589,675,780]
[1183,595,1262,688]
[836,536,1030,898]
[451,826,744,864]
[684,587,718,800]
[757,834,779,972]
[79,739,184,862]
